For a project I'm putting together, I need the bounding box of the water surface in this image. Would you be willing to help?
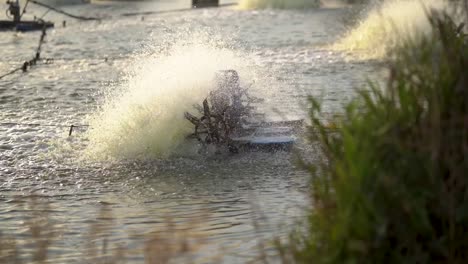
[0,1,375,262]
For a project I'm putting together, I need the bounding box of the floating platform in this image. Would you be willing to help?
[230,120,303,152]
[0,20,54,32]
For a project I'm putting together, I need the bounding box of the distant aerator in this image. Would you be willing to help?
[192,0,219,8]
[0,0,54,32]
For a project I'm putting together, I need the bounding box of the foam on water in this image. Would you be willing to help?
[85,38,263,160]
[239,0,320,9]
[333,0,450,59]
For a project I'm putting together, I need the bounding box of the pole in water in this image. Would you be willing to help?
[192,0,219,8]
[68,125,74,136]
[22,62,29,72]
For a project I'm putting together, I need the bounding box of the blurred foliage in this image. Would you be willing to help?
[0,196,209,264]
[287,8,468,264]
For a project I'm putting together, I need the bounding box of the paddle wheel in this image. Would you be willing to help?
[185,70,303,153]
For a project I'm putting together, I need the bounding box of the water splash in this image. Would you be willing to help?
[239,0,320,9]
[333,0,450,59]
[85,40,260,160]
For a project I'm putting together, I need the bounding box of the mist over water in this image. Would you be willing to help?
[333,0,450,59]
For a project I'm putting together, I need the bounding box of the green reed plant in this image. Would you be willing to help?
[288,9,468,264]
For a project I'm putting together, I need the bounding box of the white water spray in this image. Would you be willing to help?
[85,41,262,160]
[333,0,450,59]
